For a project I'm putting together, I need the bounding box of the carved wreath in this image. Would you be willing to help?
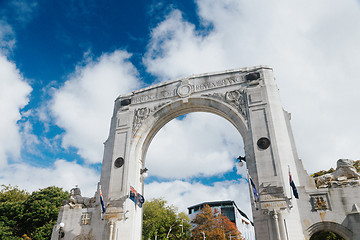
[202,89,247,118]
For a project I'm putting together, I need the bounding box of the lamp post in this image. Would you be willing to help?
[58,222,65,239]
[140,167,148,177]
[237,156,246,167]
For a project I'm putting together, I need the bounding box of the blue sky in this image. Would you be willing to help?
[1,0,360,216]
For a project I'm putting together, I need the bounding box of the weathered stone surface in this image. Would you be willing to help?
[315,159,360,188]
[51,66,360,240]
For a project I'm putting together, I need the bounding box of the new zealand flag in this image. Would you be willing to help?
[129,186,145,208]
[247,172,260,202]
[289,171,299,199]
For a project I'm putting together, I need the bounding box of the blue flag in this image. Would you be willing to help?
[248,172,260,202]
[129,186,145,208]
[289,170,299,199]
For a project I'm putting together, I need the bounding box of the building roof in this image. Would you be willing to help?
[187,200,253,225]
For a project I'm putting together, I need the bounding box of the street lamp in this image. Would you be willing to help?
[237,156,246,167]
[140,168,148,178]
[58,222,65,239]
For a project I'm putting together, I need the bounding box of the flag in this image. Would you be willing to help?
[129,186,145,208]
[289,169,299,199]
[99,185,106,213]
[247,171,260,202]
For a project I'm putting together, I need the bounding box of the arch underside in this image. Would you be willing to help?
[307,221,352,240]
[133,97,249,164]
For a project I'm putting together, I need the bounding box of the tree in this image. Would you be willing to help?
[0,185,29,239]
[310,231,344,240]
[142,198,191,240]
[0,185,69,240]
[21,186,69,239]
[191,204,243,240]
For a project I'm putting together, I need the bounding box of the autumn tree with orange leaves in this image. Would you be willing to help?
[191,204,244,240]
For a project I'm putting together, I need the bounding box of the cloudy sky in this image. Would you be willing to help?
[1,0,360,218]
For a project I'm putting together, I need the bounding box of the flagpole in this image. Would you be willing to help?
[288,165,292,200]
[99,185,106,218]
[247,169,258,210]
[288,165,299,199]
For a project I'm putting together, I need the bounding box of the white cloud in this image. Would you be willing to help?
[143,0,360,173]
[0,21,16,54]
[51,50,141,164]
[0,54,32,167]
[145,179,252,219]
[19,120,40,154]
[146,113,243,179]
[0,159,99,196]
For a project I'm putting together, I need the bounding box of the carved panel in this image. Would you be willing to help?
[310,194,330,211]
[177,83,193,98]
[202,89,247,118]
[132,102,170,136]
[80,212,92,225]
[132,107,150,136]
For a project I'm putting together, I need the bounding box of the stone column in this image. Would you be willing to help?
[109,220,114,240]
[278,210,288,240]
[271,210,281,240]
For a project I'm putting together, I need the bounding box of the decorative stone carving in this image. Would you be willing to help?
[177,83,193,98]
[259,185,292,211]
[202,89,247,118]
[63,187,96,208]
[114,157,124,168]
[257,137,271,150]
[132,107,150,136]
[315,159,360,188]
[310,194,329,211]
[81,212,92,225]
[132,102,171,136]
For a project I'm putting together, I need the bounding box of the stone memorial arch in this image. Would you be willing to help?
[52,66,360,240]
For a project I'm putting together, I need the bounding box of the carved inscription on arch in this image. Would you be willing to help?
[193,76,244,92]
[132,91,175,104]
[131,76,245,104]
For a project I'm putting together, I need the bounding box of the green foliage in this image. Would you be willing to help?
[354,160,360,172]
[0,185,29,238]
[310,231,344,240]
[311,168,335,178]
[0,185,69,240]
[142,198,191,240]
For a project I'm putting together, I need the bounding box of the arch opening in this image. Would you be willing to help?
[307,222,352,240]
[142,111,254,239]
[135,97,249,166]
[310,231,345,240]
[144,112,251,213]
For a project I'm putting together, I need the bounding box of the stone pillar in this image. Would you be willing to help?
[271,211,281,240]
[278,210,288,240]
